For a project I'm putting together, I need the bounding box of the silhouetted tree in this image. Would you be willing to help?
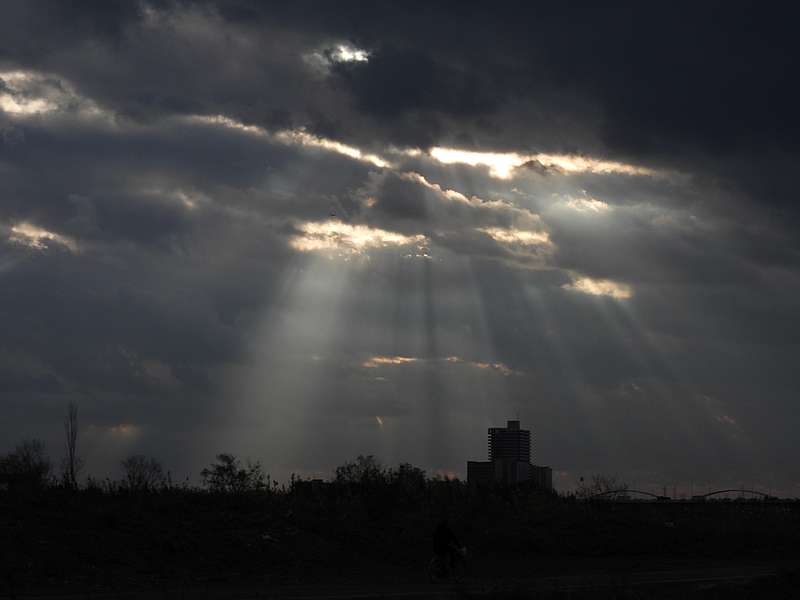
[391,462,426,496]
[200,453,267,493]
[62,401,83,488]
[0,439,51,489]
[334,454,386,485]
[121,455,166,492]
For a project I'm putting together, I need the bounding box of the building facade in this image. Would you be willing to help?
[468,420,553,491]
[489,419,530,463]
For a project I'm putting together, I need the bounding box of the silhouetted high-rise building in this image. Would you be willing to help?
[468,420,553,491]
[489,420,530,463]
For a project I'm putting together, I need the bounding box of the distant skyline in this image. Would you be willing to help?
[1,2,800,496]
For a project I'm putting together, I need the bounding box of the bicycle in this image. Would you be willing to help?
[428,546,467,583]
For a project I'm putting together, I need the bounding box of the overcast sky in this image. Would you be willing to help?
[1,1,799,495]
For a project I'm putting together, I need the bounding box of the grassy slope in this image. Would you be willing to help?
[2,487,800,594]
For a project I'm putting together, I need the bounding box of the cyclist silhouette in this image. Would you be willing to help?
[433,516,461,568]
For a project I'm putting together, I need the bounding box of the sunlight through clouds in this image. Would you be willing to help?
[0,71,58,115]
[290,220,426,255]
[108,424,140,437]
[429,146,659,179]
[404,171,474,204]
[304,43,371,72]
[185,115,656,179]
[566,197,610,213]
[362,354,519,376]
[86,423,142,443]
[188,114,266,136]
[362,355,419,368]
[330,44,370,63]
[445,356,519,376]
[478,227,551,246]
[188,115,391,168]
[0,93,56,115]
[274,130,390,168]
[9,222,78,252]
[0,69,105,119]
[429,147,524,178]
[1,0,796,502]
[563,275,632,299]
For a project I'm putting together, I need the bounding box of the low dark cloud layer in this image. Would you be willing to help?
[1,1,799,494]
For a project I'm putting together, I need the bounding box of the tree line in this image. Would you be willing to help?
[0,403,619,497]
[0,435,440,496]
[0,403,439,495]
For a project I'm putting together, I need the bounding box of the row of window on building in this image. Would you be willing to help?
[467,420,553,491]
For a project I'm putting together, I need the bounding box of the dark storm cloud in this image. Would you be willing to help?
[0,114,376,242]
[5,1,799,196]
[6,1,800,155]
[331,45,500,118]
[225,1,800,215]
[1,1,799,492]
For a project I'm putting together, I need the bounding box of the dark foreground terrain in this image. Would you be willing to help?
[2,482,800,598]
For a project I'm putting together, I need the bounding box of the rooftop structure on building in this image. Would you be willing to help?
[467,419,553,491]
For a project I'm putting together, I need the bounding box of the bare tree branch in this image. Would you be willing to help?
[62,402,83,489]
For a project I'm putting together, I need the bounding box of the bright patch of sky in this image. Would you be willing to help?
[0,70,104,118]
[362,355,419,368]
[478,227,551,246]
[9,222,78,252]
[429,146,659,179]
[274,129,390,168]
[330,44,370,63]
[189,115,391,168]
[304,43,370,73]
[562,275,632,300]
[290,220,426,255]
[363,354,518,376]
[566,197,610,213]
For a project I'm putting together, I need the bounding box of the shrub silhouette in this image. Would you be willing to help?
[0,439,51,490]
[334,454,386,486]
[200,453,267,493]
[391,462,426,496]
[575,474,628,499]
[121,455,166,492]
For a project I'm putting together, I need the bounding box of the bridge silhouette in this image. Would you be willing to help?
[587,488,776,501]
